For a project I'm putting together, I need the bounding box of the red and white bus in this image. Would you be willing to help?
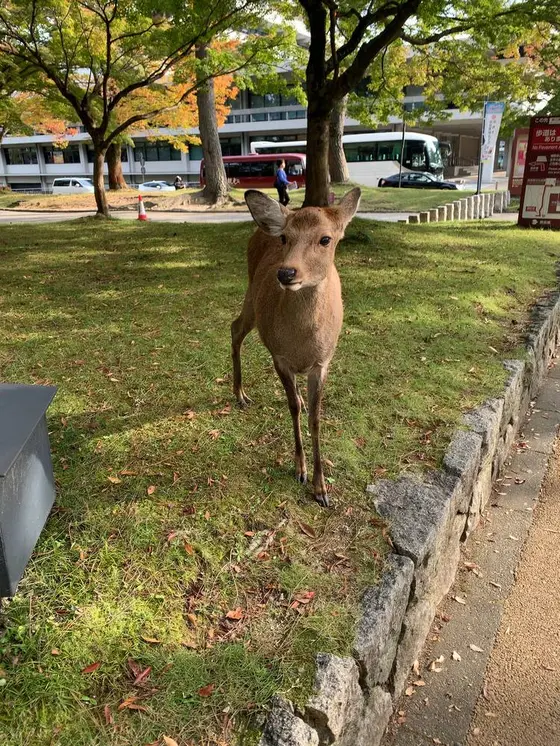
[200,153,306,189]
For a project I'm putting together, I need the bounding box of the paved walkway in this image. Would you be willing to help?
[383,363,560,746]
[0,208,518,225]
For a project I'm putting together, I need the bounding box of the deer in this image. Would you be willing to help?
[231,187,361,507]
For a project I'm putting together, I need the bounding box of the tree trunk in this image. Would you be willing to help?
[303,107,331,207]
[107,143,127,190]
[329,95,350,184]
[93,148,110,217]
[195,43,229,205]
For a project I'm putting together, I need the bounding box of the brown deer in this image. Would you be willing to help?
[231,187,361,507]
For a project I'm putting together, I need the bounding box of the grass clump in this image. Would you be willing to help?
[0,217,557,745]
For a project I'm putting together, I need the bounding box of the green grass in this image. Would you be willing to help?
[0,184,473,214]
[0,217,558,745]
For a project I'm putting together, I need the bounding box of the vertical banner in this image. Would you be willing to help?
[508,128,530,197]
[518,115,560,229]
[480,102,505,185]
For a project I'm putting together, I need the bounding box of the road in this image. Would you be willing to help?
[0,209,517,225]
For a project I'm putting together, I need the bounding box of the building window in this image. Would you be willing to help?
[133,142,182,162]
[248,91,300,109]
[269,112,286,121]
[287,110,306,120]
[251,112,267,122]
[220,138,242,156]
[188,145,204,160]
[87,146,128,163]
[3,147,38,165]
[43,145,81,165]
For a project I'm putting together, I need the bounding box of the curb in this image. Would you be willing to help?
[400,190,510,225]
[258,275,560,746]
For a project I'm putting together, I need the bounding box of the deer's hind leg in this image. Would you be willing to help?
[273,358,307,485]
[231,290,254,408]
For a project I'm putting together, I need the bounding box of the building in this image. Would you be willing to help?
[0,87,491,192]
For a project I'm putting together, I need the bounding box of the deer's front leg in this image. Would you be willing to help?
[273,359,307,484]
[308,365,329,507]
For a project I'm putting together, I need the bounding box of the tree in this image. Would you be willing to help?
[296,0,560,206]
[0,0,267,217]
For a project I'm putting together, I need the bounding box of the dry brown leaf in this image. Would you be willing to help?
[104,704,113,725]
[412,660,420,675]
[184,543,194,555]
[51,649,60,656]
[163,737,179,746]
[186,613,197,627]
[452,651,462,661]
[140,635,161,644]
[297,521,317,539]
[147,485,157,496]
[469,644,484,653]
[413,680,426,687]
[208,429,221,440]
[133,666,151,685]
[225,608,243,621]
[198,683,215,697]
[452,595,467,605]
[405,686,415,696]
[107,476,122,484]
[118,696,139,711]
[81,661,101,674]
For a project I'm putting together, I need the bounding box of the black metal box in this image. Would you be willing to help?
[0,384,57,597]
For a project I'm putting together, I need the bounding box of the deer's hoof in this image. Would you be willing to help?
[236,393,252,409]
[296,470,308,485]
[314,492,330,508]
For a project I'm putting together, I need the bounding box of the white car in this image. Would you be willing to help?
[51,177,95,195]
[137,180,176,193]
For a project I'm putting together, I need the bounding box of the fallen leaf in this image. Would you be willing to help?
[433,739,442,745]
[508,535,519,541]
[107,476,122,485]
[225,608,243,621]
[147,485,157,496]
[140,635,161,644]
[469,644,484,653]
[542,664,556,671]
[489,581,502,589]
[405,686,415,696]
[163,737,179,746]
[198,683,215,697]
[120,469,137,476]
[81,661,101,674]
[297,521,317,539]
[488,345,499,354]
[452,651,462,661]
[51,649,60,656]
[244,531,255,537]
[118,696,139,711]
[485,711,497,718]
[184,543,194,555]
[186,613,197,627]
[127,703,148,712]
[208,429,221,440]
[473,728,481,736]
[413,679,426,687]
[133,666,152,685]
[104,704,113,725]
[412,660,420,675]
[452,595,467,605]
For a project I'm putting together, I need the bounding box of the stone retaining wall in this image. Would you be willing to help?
[259,274,560,746]
[401,189,510,225]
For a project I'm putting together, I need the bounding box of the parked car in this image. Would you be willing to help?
[378,172,459,189]
[137,180,176,193]
[51,177,95,195]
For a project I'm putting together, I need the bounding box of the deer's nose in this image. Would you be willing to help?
[277,267,297,285]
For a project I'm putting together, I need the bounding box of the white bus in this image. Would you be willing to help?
[250,132,445,187]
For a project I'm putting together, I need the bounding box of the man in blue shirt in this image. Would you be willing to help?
[274,159,294,206]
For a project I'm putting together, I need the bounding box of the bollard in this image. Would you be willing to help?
[0,384,57,597]
[489,193,495,215]
[473,194,480,219]
[409,214,420,224]
[446,203,455,220]
[506,189,511,206]
[461,198,469,220]
[437,205,446,221]
[466,196,474,220]
[429,208,438,222]
[455,200,463,220]
[419,211,430,223]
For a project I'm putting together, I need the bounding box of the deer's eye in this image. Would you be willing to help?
[319,236,331,246]
[280,234,287,245]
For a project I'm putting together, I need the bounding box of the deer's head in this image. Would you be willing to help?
[245,188,361,291]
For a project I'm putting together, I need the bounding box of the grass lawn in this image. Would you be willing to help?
[0,184,473,214]
[0,217,558,746]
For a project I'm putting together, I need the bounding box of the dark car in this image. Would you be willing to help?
[378,172,459,189]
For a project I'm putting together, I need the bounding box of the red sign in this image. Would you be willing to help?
[508,128,529,197]
[518,115,560,228]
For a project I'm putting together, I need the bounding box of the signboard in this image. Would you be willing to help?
[518,115,560,229]
[480,102,505,185]
[508,128,529,196]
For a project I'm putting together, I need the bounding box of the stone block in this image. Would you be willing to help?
[501,360,526,433]
[442,429,483,509]
[446,203,455,220]
[489,193,495,215]
[367,477,454,567]
[437,205,446,221]
[391,597,436,697]
[463,398,504,459]
[306,655,361,743]
[340,687,393,746]
[408,214,420,224]
[472,194,480,219]
[466,196,474,220]
[429,208,438,222]
[419,211,430,223]
[353,554,414,688]
[260,697,319,746]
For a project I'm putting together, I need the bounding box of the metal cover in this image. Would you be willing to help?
[0,384,57,477]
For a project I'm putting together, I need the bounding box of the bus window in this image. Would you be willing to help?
[403,141,426,169]
[344,143,378,162]
[286,161,303,176]
[377,141,402,161]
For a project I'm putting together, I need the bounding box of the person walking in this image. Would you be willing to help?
[274,159,293,206]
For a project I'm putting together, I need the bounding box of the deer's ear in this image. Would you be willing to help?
[245,190,288,236]
[336,187,361,227]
